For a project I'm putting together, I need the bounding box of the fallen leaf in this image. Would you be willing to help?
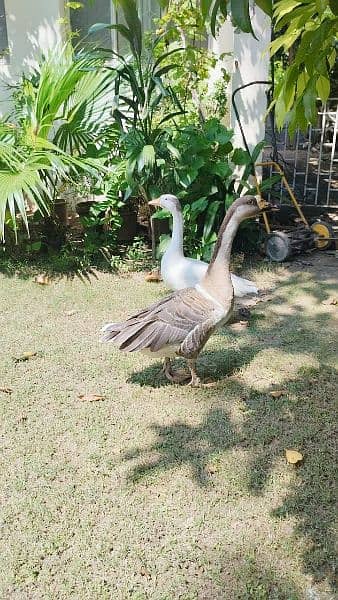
[145,269,162,282]
[269,390,287,398]
[207,463,218,474]
[321,297,337,306]
[17,414,28,423]
[0,387,13,394]
[229,320,249,332]
[14,351,37,363]
[140,566,151,579]
[78,393,105,402]
[285,449,303,465]
[34,274,50,285]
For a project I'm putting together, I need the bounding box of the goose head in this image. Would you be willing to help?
[231,195,272,222]
[148,194,181,213]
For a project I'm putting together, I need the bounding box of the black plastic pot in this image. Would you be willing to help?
[76,199,95,217]
[117,204,139,242]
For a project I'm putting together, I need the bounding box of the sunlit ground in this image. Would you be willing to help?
[0,252,337,599]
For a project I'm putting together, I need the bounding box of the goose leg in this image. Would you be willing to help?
[187,359,202,387]
[163,358,191,384]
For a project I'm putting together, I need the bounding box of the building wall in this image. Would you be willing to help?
[210,4,271,153]
[0,0,271,148]
[0,0,65,115]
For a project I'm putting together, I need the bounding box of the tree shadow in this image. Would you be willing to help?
[121,266,337,590]
[242,364,337,586]
[124,407,237,486]
[127,342,260,388]
[273,271,337,304]
[124,363,337,589]
[0,255,100,283]
[228,554,301,600]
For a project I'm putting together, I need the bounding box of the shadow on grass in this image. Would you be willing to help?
[123,271,338,590]
[125,363,337,588]
[124,407,236,486]
[0,255,101,283]
[229,554,301,599]
[127,343,260,388]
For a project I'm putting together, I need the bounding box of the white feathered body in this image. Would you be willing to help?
[161,247,257,297]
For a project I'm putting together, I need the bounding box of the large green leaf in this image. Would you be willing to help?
[200,0,212,20]
[230,0,257,37]
[137,145,155,171]
[316,74,330,102]
[203,200,221,240]
[255,0,273,16]
[329,0,338,15]
[210,0,221,37]
[113,0,142,58]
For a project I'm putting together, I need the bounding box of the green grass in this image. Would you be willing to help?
[0,254,337,599]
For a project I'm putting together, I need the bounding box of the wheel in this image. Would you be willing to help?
[265,231,293,262]
[311,220,334,250]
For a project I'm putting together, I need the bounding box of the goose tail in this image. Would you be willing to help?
[100,322,121,342]
[231,273,258,297]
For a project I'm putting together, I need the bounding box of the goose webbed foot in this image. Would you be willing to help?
[163,358,191,384]
[187,359,202,387]
[187,359,217,387]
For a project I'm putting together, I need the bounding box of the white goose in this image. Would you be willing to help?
[149,194,258,297]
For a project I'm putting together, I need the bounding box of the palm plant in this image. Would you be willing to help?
[90,1,184,201]
[0,43,115,241]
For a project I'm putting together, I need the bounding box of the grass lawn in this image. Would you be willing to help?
[0,253,337,599]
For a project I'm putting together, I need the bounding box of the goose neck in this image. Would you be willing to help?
[169,207,184,254]
[200,210,241,307]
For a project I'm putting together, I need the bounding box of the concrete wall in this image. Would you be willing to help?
[0,0,65,114]
[210,3,271,153]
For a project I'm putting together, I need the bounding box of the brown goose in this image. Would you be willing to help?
[102,196,270,386]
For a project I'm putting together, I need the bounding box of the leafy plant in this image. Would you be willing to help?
[0,43,114,240]
[152,119,252,259]
[154,1,221,122]
[270,0,337,135]
[90,1,184,202]
[79,161,127,259]
[146,0,337,134]
[123,0,273,39]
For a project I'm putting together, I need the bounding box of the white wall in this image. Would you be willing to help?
[0,0,65,114]
[210,3,271,153]
[231,4,271,153]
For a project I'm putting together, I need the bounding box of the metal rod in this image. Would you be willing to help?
[293,129,300,190]
[326,103,338,206]
[256,161,309,227]
[314,101,326,205]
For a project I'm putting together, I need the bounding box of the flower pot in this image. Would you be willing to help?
[76,199,95,217]
[54,199,68,225]
[117,204,138,242]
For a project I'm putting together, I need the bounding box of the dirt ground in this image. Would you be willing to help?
[0,251,337,599]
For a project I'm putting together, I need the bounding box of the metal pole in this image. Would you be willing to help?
[315,102,326,205]
[304,123,312,200]
[326,103,338,206]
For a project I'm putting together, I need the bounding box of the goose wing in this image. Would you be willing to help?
[101,288,220,353]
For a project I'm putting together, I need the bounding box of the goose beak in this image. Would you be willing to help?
[257,199,271,211]
[148,198,161,207]
[257,200,279,212]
